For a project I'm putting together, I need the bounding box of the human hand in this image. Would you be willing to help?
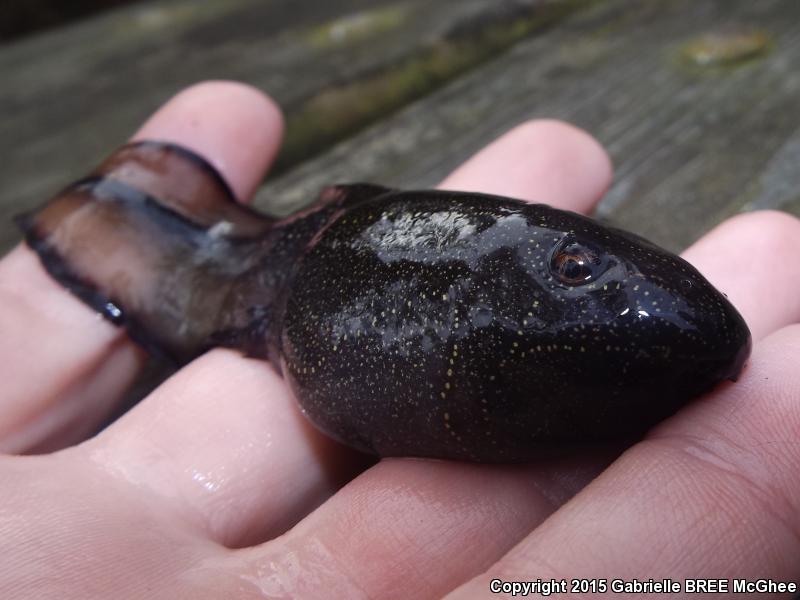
[0,81,798,599]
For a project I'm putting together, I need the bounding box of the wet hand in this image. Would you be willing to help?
[0,82,798,599]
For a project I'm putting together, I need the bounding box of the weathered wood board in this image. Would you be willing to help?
[260,0,800,253]
[0,0,140,43]
[2,0,799,258]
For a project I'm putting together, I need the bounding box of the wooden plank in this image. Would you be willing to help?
[259,0,800,252]
[0,0,139,43]
[0,0,586,252]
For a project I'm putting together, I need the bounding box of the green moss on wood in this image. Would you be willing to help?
[276,0,592,172]
[678,27,773,69]
[305,4,410,49]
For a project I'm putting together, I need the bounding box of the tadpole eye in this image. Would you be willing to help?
[550,239,606,285]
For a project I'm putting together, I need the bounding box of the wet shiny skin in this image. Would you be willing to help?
[282,189,751,461]
[19,142,751,462]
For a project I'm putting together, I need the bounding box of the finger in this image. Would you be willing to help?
[86,350,372,548]
[682,210,800,341]
[439,119,613,214]
[84,120,615,553]
[0,81,283,453]
[232,452,616,599]
[447,324,800,598]
[224,122,618,597]
[133,80,282,203]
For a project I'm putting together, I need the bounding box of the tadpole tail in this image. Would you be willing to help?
[16,140,399,366]
[15,141,277,365]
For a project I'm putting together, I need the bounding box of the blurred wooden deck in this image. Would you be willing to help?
[1,0,798,254]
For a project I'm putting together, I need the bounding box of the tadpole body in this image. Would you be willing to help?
[17,142,751,462]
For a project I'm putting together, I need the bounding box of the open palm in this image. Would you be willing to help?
[1,82,798,599]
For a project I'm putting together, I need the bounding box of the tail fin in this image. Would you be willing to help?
[16,142,273,364]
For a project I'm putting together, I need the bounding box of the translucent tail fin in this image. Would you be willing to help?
[16,142,273,364]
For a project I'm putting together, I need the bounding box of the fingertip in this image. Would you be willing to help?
[132,80,285,202]
[532,119,614,195]
[439,119,613,214]
[682,210,800,341]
